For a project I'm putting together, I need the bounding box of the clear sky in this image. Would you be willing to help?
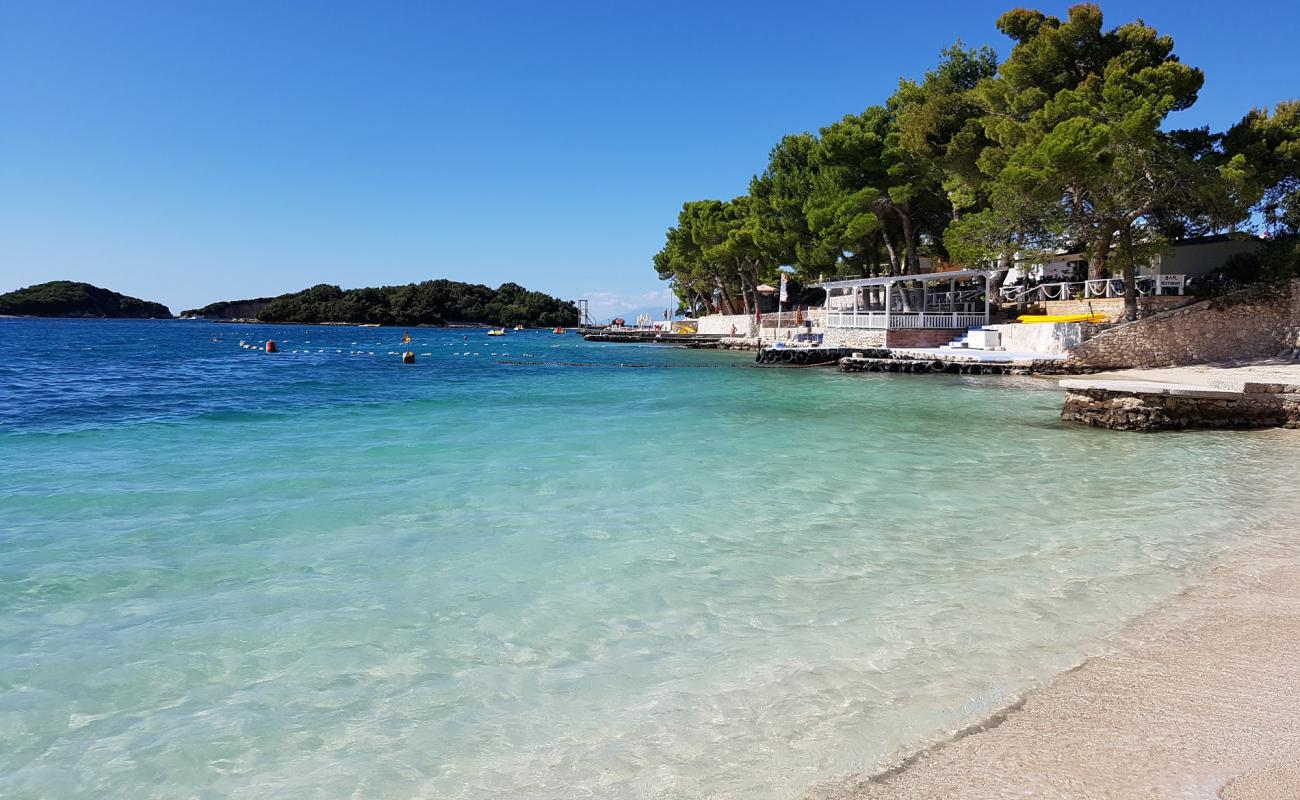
[2,1,1297,319]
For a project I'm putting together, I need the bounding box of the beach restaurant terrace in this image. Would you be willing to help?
[813,269,1004,330]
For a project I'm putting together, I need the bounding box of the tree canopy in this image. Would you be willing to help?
[653,3,1300,320]
[0,281,172,318]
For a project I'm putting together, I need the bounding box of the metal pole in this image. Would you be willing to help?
[983,273,990,326]
[950,278,956,327]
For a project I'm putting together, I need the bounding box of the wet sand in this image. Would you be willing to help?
[808,449,1300,800]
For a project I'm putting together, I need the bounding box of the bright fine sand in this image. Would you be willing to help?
[809,438,1300,800]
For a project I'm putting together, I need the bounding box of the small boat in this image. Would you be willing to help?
[553,327,565,334]
[513,325,524,331]
[487,328,506,336]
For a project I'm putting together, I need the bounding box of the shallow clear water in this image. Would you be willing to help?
[2,318,1295,799]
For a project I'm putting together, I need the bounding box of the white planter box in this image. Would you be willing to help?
[966,329,1002,350]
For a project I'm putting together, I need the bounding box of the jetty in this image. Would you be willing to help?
[581,329,724,345]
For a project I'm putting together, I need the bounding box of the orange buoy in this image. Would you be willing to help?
[402,351,415,364]
[265,340,278,353]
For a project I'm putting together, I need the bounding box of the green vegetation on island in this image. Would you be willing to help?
[0,281,172,318]
[180,297,279,320]
[655,4,1300,321]
[193,280,579,327]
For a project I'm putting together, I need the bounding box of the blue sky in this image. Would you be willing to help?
[2,1,1297,319]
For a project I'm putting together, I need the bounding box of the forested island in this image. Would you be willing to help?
[184,280,579,327]
[0,281,173,318]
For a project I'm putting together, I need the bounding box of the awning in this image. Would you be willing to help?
[812,268,1005,290]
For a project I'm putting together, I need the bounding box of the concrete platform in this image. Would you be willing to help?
[1058,379,1245,400]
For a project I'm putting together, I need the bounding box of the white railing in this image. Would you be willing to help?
[1000,274,1185,303]
[825,311,987,329]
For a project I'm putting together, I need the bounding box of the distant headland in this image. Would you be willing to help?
[182,280,578,328]
[0,281,173,318]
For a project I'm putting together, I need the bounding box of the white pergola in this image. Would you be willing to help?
[813,269,1005,330]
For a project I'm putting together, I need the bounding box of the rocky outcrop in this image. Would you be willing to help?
[181,298,274,320]
[1061,387,1300,431]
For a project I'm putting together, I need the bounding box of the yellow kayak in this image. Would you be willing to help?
[1017,313,1106,324]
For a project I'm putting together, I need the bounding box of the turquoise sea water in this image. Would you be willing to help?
[3,318,1296,799]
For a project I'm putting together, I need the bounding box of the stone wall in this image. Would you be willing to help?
[1067,280,1300,370]
[695,314,755,337]
[823,328,887,349]
[1042,295,1192,322]
[1062,388,1300,431]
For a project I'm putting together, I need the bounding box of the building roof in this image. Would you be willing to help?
[811,268,1004,290]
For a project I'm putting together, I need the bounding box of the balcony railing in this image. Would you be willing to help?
[825,311,988,329]
[1000,275,1186,303]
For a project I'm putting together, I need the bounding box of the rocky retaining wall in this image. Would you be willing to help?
[1067,280,1300,369]
[1061,388,1300,431]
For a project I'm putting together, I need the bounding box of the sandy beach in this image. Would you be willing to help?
[809,432,1300,800]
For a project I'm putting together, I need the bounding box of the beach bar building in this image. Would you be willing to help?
[813,269,1005,349]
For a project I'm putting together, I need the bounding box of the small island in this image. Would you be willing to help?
[184,279,579,328]
[0,281,172,318]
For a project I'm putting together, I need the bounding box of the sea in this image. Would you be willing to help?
[2,317,1296,799]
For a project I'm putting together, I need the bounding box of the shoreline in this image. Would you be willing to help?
[806,435,1300,800]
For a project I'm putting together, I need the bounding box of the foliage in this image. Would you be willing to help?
[1196,237,1300,295]
[651,3,1300,322]
[249,280,578,327]
[0,281,172,318]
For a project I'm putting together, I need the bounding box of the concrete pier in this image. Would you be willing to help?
[1059,364,1300,431]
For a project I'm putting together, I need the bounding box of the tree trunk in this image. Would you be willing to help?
[735,267,753,316]
[987,254,1011,309]
[713,275,734,315]
[881,233,901,277]
[898,209,920,276]
[1120,227,1138,322]
[1088,224,1118,280]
